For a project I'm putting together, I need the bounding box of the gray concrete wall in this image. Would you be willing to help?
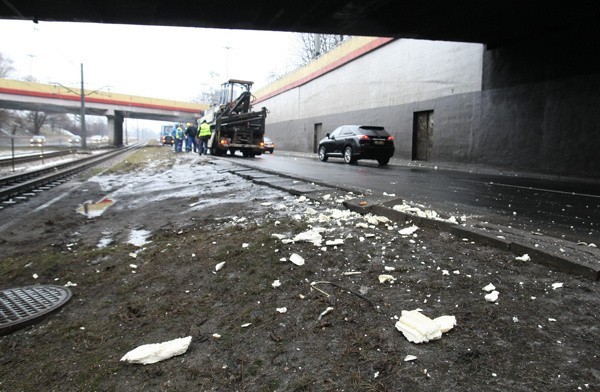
[266,39,483,124]
[261,36,600,178]
[474,73,600,176]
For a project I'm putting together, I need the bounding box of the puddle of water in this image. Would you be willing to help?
[128,229,151,247]
[77,198,115,218]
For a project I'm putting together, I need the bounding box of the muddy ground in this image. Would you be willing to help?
[0,146,598,391]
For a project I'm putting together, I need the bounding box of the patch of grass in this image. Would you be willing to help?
[104,147,174,173]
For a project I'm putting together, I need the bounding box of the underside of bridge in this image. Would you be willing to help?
[2,1,599,176]
[0,1,598,47]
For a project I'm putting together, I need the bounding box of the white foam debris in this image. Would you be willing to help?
[318,306,334,320]
[215,262,225,271]
[120,336,192,365]
[433,315,457,333]
[515,254,531,261]
[395,310,456,344]
[241,323,252,328]
[272,279,281,288]
[399,225,419,236]
[32,273,39,279]
[64,281,77,287]
[404,355,418,362]
[384,266,396,271]
[392,204,459,224]
[129,264,138,269]
[343,271,362,276]
[485,291,499,303]
[379,274,396,284]
[276,307,288,314]
[552,282,564,290]
[290,253,305,266]
[293,228,324,245]
[325,239,344,246]
[242,243,249,248]
[305,207,318,215]
[482,283,496,292]
[212,333,221,339]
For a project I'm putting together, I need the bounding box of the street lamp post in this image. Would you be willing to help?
[52,63,110,150]
[80,63,87,149]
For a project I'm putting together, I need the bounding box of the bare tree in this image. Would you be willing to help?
[27,111,46,135]
[0,53,15,129]
[296,33,350,66]
[0,52,14,78]
[194,88,221,107]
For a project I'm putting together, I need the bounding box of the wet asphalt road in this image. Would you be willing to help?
[221,153,600,244]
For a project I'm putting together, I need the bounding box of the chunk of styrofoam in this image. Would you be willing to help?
[433,315,457,333]
[485,290,499,302]
[404,355,418,362]
[272,279,281,288]
[378,274,396,284]
[482,283,496,292]
[293,229,323,245]
[399,225,419,236]
[515,254,531,261]
[120,336,192,365]
[325,239,344,246]
[215,262,225,271]
[290,253,305,266]
[395,310,442,343]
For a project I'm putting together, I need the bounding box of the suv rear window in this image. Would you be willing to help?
[358,126,389,137]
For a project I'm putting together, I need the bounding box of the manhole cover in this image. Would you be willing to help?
[0,285,72,336]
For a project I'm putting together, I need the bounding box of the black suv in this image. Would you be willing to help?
[318,125,395,166]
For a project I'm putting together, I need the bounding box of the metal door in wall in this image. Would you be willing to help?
[313,123,322,153]
[412,111,434,161]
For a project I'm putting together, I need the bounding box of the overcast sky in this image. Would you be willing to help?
[0,19,301,102]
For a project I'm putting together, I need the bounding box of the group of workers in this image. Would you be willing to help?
[171,120,212,155]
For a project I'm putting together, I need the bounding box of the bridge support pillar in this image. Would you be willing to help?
[106,110,124,146]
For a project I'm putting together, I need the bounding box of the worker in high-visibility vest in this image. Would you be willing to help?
[197,120,212,156]
[173,123,184,153]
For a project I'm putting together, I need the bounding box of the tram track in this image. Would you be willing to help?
[0,150,76,167]
[0,143,144,208]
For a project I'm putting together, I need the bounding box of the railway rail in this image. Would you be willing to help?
[0,150,76,168]
[0,143,143,208]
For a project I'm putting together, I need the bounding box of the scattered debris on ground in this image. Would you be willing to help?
[0,147,598,391]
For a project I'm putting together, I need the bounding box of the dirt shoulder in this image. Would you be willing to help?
[0,147,598,391]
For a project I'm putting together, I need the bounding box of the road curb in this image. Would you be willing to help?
[345,199,600,281]
[223,159,600,281]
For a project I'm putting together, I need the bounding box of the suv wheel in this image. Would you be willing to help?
[343,146,356,164]
[377,157,390,166]
[318,146,328,162]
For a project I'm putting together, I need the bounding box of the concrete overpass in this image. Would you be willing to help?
[0,1,598,48]
[1,1,599,177]
[0,78,207,146]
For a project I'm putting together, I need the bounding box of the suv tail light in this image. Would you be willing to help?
[359,135,370,140]
[387,136,394,141]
